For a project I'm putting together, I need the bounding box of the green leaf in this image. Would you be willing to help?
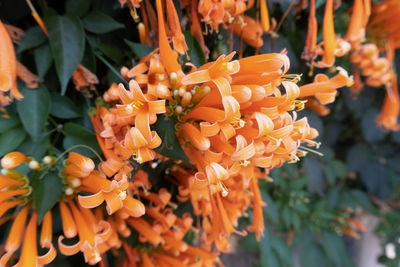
[261,191,279,226]
[360,162,391,198]
[361,108,386,143]
[271,235,293,266]
[63,122,101,158]
[17,26,47,54]
[45,10,85,94]
[82,11,124,34]
[320,231,354,267]
[16,84,50,142]
[93,51,127,86]
[0,113,20,133]
[184,31,206,68]
[304,157,324,195]
[34,43,53,78]
[17,135,50,159]
[323,164,336,186]
[65,0,92,17]
[259,228,280,267]
[31,171,63,223]
[97,43,123,63]
[153,114,190,164]
[125,39,153,59]
[50,92,81,119]
[0,127,26,157]
[331,160,347,179]
[299,243,326,267]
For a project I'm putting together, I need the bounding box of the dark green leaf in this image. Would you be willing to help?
[0,127,26,157]
[63,122,101,158]
[304,157,324,195]
[331,160,347,179]
[45,10,85,94]
[50,92,81,119]
[361,109,386,143]
[17,26,46,54]
[320,231,354,267]
[259,228,280,267]
[261,191,279,226]
[184,31,205,68]
[271,235,293,266]
[125,39,153,59]
[153,114,190,164]
[94,51,127,86]
[323,164,336,185]
[66,0,92,17]
[31,171,63,223]
[16,84,50,142]
[34,43,53,78]
[360,162,392,198]
[97,43,123,63]
[82,11,124,34]
[0,113,20,132]
[346,144,371,172]
[299,242,326,267]
[17,135,50,159]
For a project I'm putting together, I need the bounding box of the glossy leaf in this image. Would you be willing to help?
[31,171,63,223]
[0,113,20,133]
[17,135,50,159]
[153,114,190,164]
[16,84,50,142]
[184,31,205,68]
[66,0,92,17]
[0,127,26,157]
[45,10,85,94]
[50,92,81,119]
[34,43,53,78]
[304,157,324,195]
[125,39,153,59]
[320,231,354,267]
[82,11,124,34]
[17,26,47,54]
[63,122,101,158]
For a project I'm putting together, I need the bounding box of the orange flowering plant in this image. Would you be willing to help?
[0,0,399,266]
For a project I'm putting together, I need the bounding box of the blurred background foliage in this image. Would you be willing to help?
[0,0,399,266]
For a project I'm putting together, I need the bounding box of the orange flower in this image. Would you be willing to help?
[230,16,264,48]
[377,73,400,131]
[319,0,336,67]
[0,20,22,101]
[166,0,188,55]
[78,172,145,216]
[302,0,318,61]
[1,151,27,169]
[299,67,351,104]
[58,201,113,265]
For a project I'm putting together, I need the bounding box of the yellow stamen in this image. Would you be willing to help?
[219,182,229,197]
[305,139,321,149]
[294,100,307,111]
[281,74,302,84]
[231,118,245,129]
[239,160,251,167]
[118,190,127,200]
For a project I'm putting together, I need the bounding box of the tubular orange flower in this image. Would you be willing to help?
[260,0,270,32]
[299,67,351,104]
[320,0,336,67]
[0,20,22,101]
[166,0,188,55]
[303,0,317,61]
[156,0,183,77]
[230,16,264,48]
[1,151,27,169]
[377,73,400,131]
